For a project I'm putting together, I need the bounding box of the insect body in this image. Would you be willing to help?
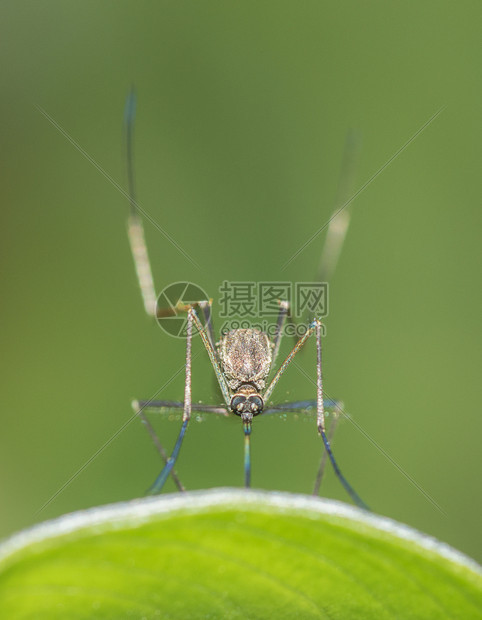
[222,328,271,413]
[125,91,368,509]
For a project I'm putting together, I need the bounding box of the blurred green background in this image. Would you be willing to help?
[1,1,481,563]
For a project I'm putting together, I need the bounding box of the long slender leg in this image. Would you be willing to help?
[198,300,217,353]
[317,130,361,285]
[126,94,207,321]
[260,399,340,415]
[124,90,158,318]
[125,95,226,491]
[155,297,224,392]
[271,300,289,365]
[190,308,231,407]
[312,408,339,496]
[314,321,369,509]
[263,322,318,403]
[257,399,340,494]
[146,309,194,495]
[271,300,301,367]
[134,401,228,493]
[135,400,229,416]
[138,304,230,494]
[125,104,219,388]
[262,319,368,509]
[125,94,219,340]
[137,409,185,492]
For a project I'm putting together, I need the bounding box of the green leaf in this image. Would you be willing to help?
[0,490,480,619]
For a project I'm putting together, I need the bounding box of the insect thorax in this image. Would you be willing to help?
[219,328,272,391]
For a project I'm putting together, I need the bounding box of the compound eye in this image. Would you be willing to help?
[248,395,264,414]
[230,395,246,414]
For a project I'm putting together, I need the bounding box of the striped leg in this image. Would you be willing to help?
[262,319,369,510]
[146,309,194,495]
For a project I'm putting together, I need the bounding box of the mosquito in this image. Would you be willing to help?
[124,92,368,510]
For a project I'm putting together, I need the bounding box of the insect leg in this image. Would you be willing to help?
[317,130,361,285]
[124,90,158,318]
[189,308,231,407]
[313,320,369,509]
[262,320,368,509]
[263,322,317,403]
[198,299,218,354]
[132,402,185,492]
[135,400,229,416]
[312,405,339,496]
[146,309,194,495]
[271,299,303,367]
[260,399,340,415]
[258,399,340,494]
